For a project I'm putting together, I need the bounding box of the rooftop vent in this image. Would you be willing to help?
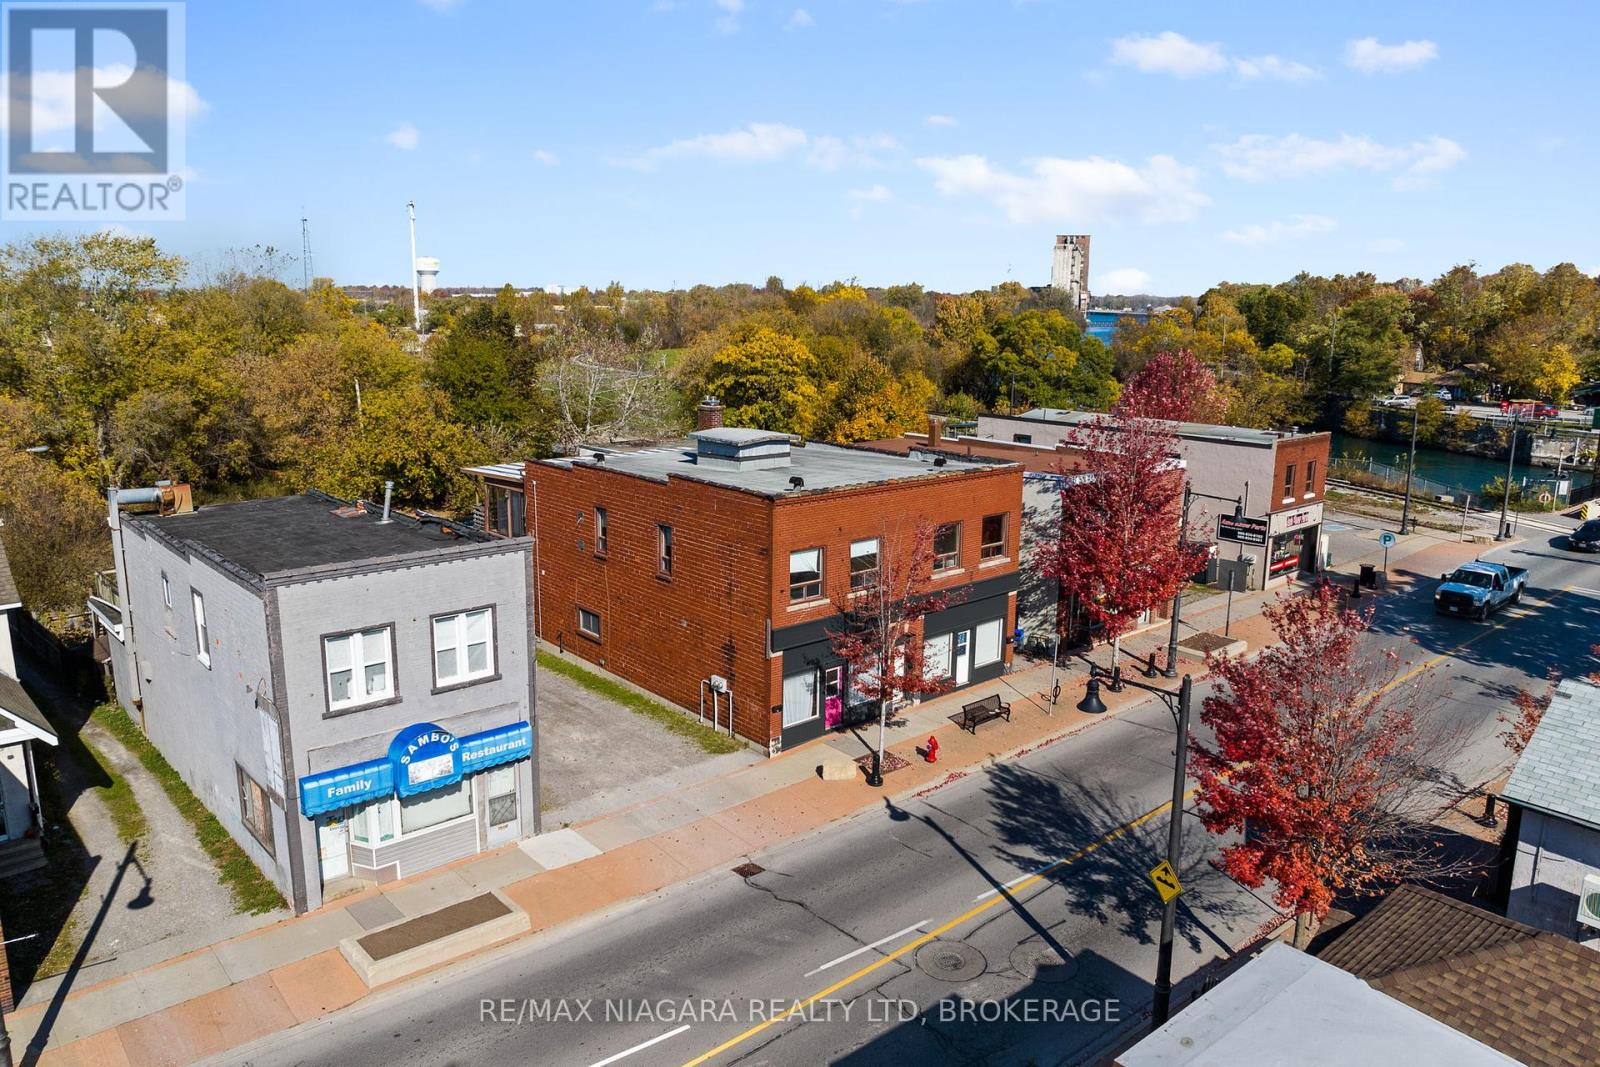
[788,475,804,490]
[690,427,792,471]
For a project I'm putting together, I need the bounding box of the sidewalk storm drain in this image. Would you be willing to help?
[916,939,987,982]
[1010,940,1077,984]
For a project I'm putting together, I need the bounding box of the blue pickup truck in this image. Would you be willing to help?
[1434,561,1528,620]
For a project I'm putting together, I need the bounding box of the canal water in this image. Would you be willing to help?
[1329,432,1595,499]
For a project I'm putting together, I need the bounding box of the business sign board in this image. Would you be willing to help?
[1268,502,1324,538]
[1217,514,1269,546]
[299,720,533,816]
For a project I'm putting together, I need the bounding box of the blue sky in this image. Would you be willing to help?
[10,0,1599,294]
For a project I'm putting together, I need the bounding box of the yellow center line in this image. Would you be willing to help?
[680,577,1571,1067]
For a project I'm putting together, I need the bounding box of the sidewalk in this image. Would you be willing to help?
[21,521,1489,1067]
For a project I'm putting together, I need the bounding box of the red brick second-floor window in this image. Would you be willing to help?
[594,507,608,556]
[980,514,1007,560]
[657,524,673,576]
[850,538,879,591]
[1282,463,1296,503]
[789,548,823,601]
[933,522,961,572]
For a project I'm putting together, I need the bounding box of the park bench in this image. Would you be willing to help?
[959,693,1011,734]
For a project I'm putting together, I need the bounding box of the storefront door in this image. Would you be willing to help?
[318,814,350,881]
[953,630,971,686]
[483,766,520,847]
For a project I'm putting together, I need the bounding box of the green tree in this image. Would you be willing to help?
[699,326,822,435]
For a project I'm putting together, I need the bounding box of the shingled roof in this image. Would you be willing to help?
[1501,677,1600,832]
[0,531,19,608]
[1320,885,1600,1067]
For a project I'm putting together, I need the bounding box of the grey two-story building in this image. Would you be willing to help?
[98,490,537,913]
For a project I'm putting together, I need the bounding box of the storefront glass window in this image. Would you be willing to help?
[399,780,472,834]
[1270,531,1306,576]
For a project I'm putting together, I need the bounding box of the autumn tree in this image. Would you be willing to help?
[1040,412,1206,666]
[1190,584,1465,947]
[1114,349,1229,424]
[827,519,962,784]
[695,325,822,435]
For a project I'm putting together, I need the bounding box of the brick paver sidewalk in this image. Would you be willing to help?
[21,525,1489,1067]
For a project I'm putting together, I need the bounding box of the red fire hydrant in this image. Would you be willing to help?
[925,736,940,764]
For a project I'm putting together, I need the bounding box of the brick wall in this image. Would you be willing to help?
[1270,433,1332,511]
[527,458,1024,747]
[0,912,13,1012]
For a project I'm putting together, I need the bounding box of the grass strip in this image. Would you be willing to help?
[537,651,744,755]
[91,702,286,915]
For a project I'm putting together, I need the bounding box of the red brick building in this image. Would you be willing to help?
[472,413,1023,753]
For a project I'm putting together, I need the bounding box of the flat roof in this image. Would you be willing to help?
[539,439,1007,497]
[1118,942,1517,1067]
[465,462,525,482]
[133,492,487,581]
[1501,677,1600,831]
[1002,408,1323,447]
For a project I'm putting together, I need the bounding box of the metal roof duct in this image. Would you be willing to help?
[689,427,792,471]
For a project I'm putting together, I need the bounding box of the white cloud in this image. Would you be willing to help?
[1098,268,1152,292]
[847,184,893,218]
[1109,32,1227,77]
[1215,132,1465,187]
[1234,55,1319,82]
[924,114,958,128]
[713,0,742,33]
[386,122,420,150]
[532,149,559,166]
[1369,237,1405,253]
[848,184,893,203]
[785,8,813,30]
[618,123,895,172]
[1345,37,1438,74]
[1220,214,1337,246]
[916,152,1209,224]
[15,64,208,142]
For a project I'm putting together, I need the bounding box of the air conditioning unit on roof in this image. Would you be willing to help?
[1578,873,1600,930]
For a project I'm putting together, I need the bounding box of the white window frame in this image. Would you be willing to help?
[849,538,880,592]
[192,590,211,668]
[657,524,674,576]
[980,514,1007,560]
[161,572,172,608]
[789,547,823,602]
[323,626,395,712]
[933,523,961,572]
[577,606,602,640]
[594,506,608,556]
[432,607,495,688]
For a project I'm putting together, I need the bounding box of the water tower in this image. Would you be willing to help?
[415,256,440,293]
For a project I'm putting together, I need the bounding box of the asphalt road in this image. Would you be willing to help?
[213,532,1600,1067]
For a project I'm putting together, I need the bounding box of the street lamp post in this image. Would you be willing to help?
[1399,404,1419,535]
[1079,667,1194,1027]
[1498,411,1520,540]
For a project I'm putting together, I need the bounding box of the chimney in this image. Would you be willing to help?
[927,414,945,448]
[697,396,724,431]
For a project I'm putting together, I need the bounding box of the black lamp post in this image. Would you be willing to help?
[1497,411,1519,540]
[1079,665,1195,1026]
[1400,403,1419,535]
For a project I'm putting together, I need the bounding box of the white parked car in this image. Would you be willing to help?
[1378,394,1417,408]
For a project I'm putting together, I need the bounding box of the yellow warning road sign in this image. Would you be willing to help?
[1148,860,1182,903]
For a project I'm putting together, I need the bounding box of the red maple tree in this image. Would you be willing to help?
[1115,349,1229,424]
[1190,583,1463,947]
[827,519,962,777]
[1499,684,1554,758]
[1041,412,1207,663]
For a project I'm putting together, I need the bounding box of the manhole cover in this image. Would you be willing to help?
[916,939,987,982]
[1010,941,1078,984]
[732,862,765,878]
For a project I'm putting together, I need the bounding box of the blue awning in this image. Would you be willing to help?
[297,719,533,817]
[299,759,392,817]
[459,721,533,773]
